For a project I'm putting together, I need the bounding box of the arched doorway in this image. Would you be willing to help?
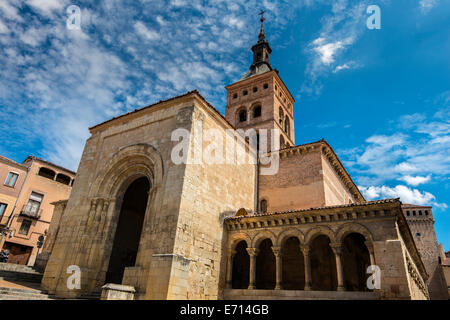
[310,235,337,291]
[105,177,150,284]
[255,239,276,289]
[282,237,305,290]
[342,233,371,291]
[231,241,250,289]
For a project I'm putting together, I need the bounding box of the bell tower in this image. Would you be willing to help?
[225,12,295,153]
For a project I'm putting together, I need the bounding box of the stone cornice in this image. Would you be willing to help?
[225,199,401,231]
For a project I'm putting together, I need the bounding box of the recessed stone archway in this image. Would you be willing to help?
[282,237,305,290]
[105,176,150,284]
[231,241,250,289]
[310,235,337,291]
[255,238,276,289]
[341,233,371,291]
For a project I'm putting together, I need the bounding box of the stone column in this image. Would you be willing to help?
[300,244,312,291]
[226,249,236,289]
[246,248,259,290]
[271,246,283,290]
[330,243,345,291]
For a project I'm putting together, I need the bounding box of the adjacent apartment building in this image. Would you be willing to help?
[0,155,75,266]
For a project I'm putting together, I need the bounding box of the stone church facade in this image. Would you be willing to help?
[40,18,447,300]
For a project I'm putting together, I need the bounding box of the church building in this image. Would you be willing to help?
[39,16,444,300]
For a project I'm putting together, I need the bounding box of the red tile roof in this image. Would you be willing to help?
[226,198,401,220]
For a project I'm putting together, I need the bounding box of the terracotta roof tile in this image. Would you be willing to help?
[225,198,401,221]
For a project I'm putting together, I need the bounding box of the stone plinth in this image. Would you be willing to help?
[101,283,135,300]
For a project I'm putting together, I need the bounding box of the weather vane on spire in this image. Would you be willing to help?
[258,9,266,42]
[259,9,266,23]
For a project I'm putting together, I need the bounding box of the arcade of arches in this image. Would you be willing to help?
[227,232,373,292]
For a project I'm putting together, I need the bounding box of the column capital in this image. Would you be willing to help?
[300,244,310,255]
[329,242,343,255]
[246,248,259,257]
[271,246,282,257]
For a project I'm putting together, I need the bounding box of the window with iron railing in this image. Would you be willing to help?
[22,192,44,218]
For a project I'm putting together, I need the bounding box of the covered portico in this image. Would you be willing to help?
[223,199,429,300]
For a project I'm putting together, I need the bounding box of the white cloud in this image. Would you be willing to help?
[333,63,350,73]
[134,21,160,41]
[1,0,302,171]
[0,19,8,34]
[420,0,439,14]
[302,1,369,95]
[312,37,345,65]
[26,0,67,16]
[359,185,445,207]
[0,0,23,21]
[398,175,431,186]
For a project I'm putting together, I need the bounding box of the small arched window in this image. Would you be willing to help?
[260,199,267,213]
[233,93,238,99]
[239,109,247,123]
[243,90,248,96]
[263,83,268,89]
[253,105,261,118]
[253,87,258,93]
[279,107,284,126]
[284,116,290,137]
[38,167,56,180]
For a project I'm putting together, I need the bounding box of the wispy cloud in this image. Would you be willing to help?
[341,92,450,209]
[0,0,302,170]
[302,0,369,95]
[419,0,439,14]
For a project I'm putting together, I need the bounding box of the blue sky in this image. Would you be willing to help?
[0,1,449,247]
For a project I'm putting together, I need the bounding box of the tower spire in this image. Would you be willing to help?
[258,9,266,42]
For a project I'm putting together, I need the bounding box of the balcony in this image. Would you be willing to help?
[20,205,42,219]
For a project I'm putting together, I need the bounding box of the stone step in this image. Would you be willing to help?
[0,287,54,300]
[0,270,43,283]
[0,262,41,274]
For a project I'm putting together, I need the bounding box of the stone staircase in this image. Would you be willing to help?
[0,262,43,283]
[0,287,55,300]
[0,262,51,300]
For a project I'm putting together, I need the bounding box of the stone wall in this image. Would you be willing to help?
[321,153,356,206]
[402,205,448,299]
[161,106,256,300]
[259,148,324,212]
[34,200,67,272]
[41,92,256,300]
[259,141,361,213]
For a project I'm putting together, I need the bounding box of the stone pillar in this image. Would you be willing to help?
[271,246,283,290]
[246,248,259,290]
[300,244,311,291]
[330,243,345,291]
[226,249,236,289]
